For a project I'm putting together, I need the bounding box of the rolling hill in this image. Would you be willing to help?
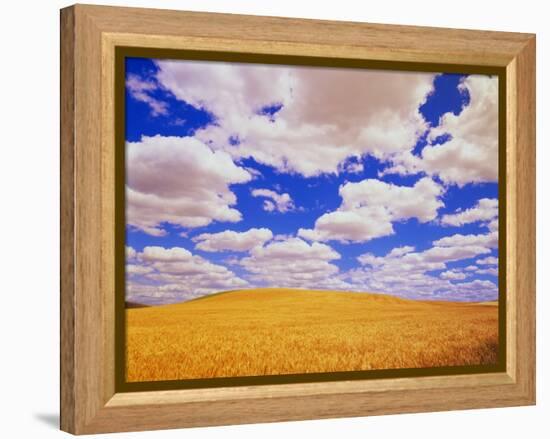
[126,288,499,382]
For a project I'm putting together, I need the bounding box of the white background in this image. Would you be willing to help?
[0,0,546,437]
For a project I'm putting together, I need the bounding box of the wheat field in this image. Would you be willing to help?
[126,288,499,382]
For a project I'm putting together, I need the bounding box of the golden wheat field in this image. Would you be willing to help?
[126,288,499,382]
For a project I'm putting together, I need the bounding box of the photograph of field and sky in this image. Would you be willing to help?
[124,57,500,383]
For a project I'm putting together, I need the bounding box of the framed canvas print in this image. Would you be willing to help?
[60,4,536,435]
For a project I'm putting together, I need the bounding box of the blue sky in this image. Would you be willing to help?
[124,57,499,305]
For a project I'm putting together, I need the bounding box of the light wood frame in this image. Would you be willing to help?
[60,4,536,434]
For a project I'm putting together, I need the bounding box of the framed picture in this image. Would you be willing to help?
[60,4,536,434]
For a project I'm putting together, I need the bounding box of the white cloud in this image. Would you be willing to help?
[422,76,498,186]
[476,267,498,276]
[299,177,443,243]
[124,65,501,303]
[126,246,137,260]
[154,59,435,177]
[417,245,491,263]
[487,218,499,232]
[126,74,168,116]
[126,135,252,236]
[126,246,249,303]
[238,237,351,290]
[387,245,415,258]
[299,206,395,243]
[348,257,497,301]
[440,269,468,280]
[193,228,273,252]
[140,246,192,262]
[339,177,443,221]
[251,188,295,213]
[477,256,498,265]
[273,234,293,241]
[126,264,154,275]
[382,75,498,187]
[340,161,364,174]
[244,166,262,179]
[350,227,497,301]
[434,231,498,249]
[451,279,498,298]
[358,242,491,275]
[262,200,276,212]
[246,237,339,261]
[441,198,498,227]
[155,60,294,120]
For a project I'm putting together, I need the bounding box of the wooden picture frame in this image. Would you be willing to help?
[60,4,536,434]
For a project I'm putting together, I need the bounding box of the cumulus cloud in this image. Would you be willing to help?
[126,264,154,275]
[251,188,295,213]
[387,245,415,258]
[299,206,394,243]
[238,237,351,290]
[452,279,498,296]
[418,245,491,263]
[123,62,501,303]
[155,60,294,120]
[126,74,168,116]
[126,246,249,304]
[126,246,137,260]
[440,269,468,280]
[299,177,444,243]
[487,218,499,232]
[422,76,498,186]
[126,136,252,236]
[152,59,435,177]
[140,246,192,262]
[193,228,273,252]
[350,227,498,301]
[348,259,497,301]
[441,198,498,227]
[477,256,498,265]
[462,257,499,277]
[382,75,498,187]
[476,267,498,276]
[434,231,498,249]
[339,177,443,221]
[340,160,364,174]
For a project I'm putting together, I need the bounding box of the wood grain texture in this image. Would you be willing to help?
[513,37,536,398]
[101,20,116,406]
[75,8,104,429]
[107,372,514,407]
[83,4,530,66]
[60,6,75,433]
[60,4,536,434]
